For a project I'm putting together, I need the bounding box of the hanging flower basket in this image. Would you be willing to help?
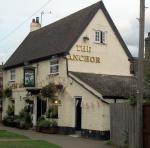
[4,88,12,98]
[41,83,56,99]
[56,84,63,91]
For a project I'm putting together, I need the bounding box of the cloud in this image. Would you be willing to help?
[115,8,150,57]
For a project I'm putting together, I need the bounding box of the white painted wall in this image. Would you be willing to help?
[58,78,110,131]
[68,9,131,76]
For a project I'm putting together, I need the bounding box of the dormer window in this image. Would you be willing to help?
[95,30,107,44]
[10,69,15,81]
[49,57,59,75]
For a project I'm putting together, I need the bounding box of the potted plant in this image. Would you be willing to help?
[3,105,15,127]
[37,117,58,134]
[17,106,32,129]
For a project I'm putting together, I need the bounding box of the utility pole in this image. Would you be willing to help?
[137,0,145,148]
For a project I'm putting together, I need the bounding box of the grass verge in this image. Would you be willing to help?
[0,130,28,139]
[0,140,61,148]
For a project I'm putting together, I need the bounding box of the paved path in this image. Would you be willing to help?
[0,125,116,148]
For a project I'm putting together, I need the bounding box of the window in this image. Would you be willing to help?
[10,69,15,81]
[49,58,59,74]
[95,30,107,44]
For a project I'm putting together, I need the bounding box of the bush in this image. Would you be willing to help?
[7,105,14,116]
[4,88,12,98]
[46,106,58,119]
[37,116,45,124]
[128,96,137,106]
[17,106,32,129]
[38,118,57,128]
[38,120,50,128]
[3,105,15,127]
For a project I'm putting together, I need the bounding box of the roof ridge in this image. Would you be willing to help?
[70,71,135,78]
[31,1,102,34]
[4,1,133,69]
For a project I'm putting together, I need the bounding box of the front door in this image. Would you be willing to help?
[75,97,82,130]
[37,97,42,121]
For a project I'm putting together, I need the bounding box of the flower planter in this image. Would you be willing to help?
[37,127,58,134]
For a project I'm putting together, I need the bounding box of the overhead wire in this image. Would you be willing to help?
[0,0,53,43]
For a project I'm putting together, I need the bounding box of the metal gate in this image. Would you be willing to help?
[143,104,150,148]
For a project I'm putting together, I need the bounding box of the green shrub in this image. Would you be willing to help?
[18,106,32,128]
[38,119,57,128]
[106,140,112,145]
[6,105,14,116]
[38,120,50,128]
[4,88,12,98]
[46,106,58,118]
[49,120,57,127]
[37,116,45,124]
[128,96,137,106]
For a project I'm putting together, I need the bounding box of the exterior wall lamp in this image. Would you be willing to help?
[83,35,89,41]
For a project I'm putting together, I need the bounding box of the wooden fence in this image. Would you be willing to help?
[0,112,2,122]
[110,103,138,148]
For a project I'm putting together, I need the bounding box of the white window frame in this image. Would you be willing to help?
[10,69,15,81]
[49,57,59,75]
[95,30,107,44]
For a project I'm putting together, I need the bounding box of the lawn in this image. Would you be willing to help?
[0,140,61,148]
[0,130,61,148]
[0,130,28,139]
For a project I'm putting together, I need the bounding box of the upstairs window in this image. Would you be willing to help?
[95,30,107,44]
[49,57,59,75]
[10,69,15,81]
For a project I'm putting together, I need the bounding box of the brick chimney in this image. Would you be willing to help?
[30,17,41,32]
[145,32,150,59]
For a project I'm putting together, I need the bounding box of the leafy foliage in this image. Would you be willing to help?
[0,90,3,99]
[128,96,137,106]
[41,83,56,99]
[46,106,58,119]
[6,105,14,116]
[37,117,57,128]
[4,88,12,98]
[18,106,32,125]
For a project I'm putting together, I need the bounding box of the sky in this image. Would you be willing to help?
[0,0,150,64]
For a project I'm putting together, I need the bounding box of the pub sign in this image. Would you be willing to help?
[24,68,35,87]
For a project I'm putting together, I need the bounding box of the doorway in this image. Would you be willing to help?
[37,97,47,121]
[75,97,82,131]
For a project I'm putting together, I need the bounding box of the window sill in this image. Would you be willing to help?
[9,80,15,83]
[94,41,106,45]
[48,73,59,76]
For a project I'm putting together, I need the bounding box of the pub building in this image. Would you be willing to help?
[2,1,150,139]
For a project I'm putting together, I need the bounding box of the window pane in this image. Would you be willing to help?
[50,65,59,73]
[10,69,15,81]
[50,58,59,74]
[50,59,58,65]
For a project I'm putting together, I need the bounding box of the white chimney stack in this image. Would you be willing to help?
[30,17,41,32]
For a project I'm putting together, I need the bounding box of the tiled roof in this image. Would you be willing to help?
[4,1,133,69]
[70,72,150,98]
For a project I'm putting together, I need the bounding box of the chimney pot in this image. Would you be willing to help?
[32,19,35,23]
[30,17,41,32]
[36,17,39,23]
